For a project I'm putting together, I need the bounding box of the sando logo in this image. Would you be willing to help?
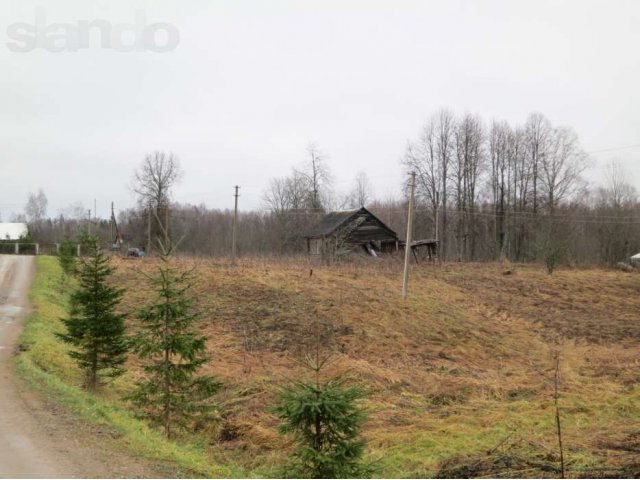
[6,7,180,53]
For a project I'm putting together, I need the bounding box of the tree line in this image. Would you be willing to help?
[14,111,640,267]
[402,109,639,265]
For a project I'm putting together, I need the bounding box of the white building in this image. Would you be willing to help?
[0,223,28,240]
[631,252,640,266]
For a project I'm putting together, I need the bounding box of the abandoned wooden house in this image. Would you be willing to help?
[303,207,400,261]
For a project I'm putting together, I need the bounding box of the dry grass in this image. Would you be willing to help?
[110,256,640,478]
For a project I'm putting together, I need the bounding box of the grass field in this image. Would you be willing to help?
[18,255,640,478]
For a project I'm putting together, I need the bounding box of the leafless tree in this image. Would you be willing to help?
[263,170,316,213]
[539,127,587,213]
[262,166,327,252]
[403,110,455,257]
[348,171,372,208]
[25,188,48,223]
[510,127,531,260]
[295,142,332,211]
[455,114,484,260]
[58,201,86,220]
[404,121,439,229]
[435,109,456,261]
[264,177,293,215]
[489,121,511,259]
[593,160,639,263]
[525,113,551,214]
[602,160,637,209]
[132,151,183,246]
[25,188,48,234]
[133,151,183,209]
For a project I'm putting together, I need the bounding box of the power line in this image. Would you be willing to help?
[255,206,640,225]
[586,144,640,154]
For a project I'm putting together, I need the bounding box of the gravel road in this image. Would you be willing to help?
[0,255,166,478]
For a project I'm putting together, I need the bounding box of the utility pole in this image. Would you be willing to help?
[147,203,152,255]
[435,190,440,261]
[88,209,92,235]
[434,190,440,241]
[110,202,114,245]
[402,172,416,300]
[232,185,240,265]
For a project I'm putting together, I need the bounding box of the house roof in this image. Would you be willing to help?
[303,207,398,240]
[0,223,28,240]
[303,209,361,238]
[631,252,640,260]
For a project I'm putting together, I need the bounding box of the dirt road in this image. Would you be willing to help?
[0,255,166,478]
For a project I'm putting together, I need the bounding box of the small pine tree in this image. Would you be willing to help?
[273,348,372,479]
[538,218,569,275]
[78,230,96,256]
[128,244,221,439]
[57,236,128,390]
[58,237,76,276]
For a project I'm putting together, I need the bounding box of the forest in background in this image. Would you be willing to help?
[10,110,640,266]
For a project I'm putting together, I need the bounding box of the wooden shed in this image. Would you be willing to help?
[303,207,399,262]
[400,239,439,262]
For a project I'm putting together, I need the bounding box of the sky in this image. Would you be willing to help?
[1,0,640,220]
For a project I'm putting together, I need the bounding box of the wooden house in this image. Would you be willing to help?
[303,207,399,262]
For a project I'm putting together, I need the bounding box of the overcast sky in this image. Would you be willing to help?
[2,0,639,220]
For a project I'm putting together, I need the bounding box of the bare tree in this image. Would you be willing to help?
[403,110,455,257]
[539,127,587,213]
[263,177,293,215]
[132,152,183,247]
[510,126,531,260]
[404,120,440,235]
[262,167,325,252]
[295,142,332,211]
[436,109,455,261]
[25,188,48,223]
[58,201,86,220]
[133,152,183,209]
[25,188,48,234]
[489,121,511,259]
[454,114,485,260]
[602,160,637,209]
[349,171,372,208]
[593,160,639,263]
[525,113,551,214]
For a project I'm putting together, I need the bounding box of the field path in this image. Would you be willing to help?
[0,254,164,478]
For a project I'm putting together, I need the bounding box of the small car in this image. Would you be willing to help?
[126,247,145,258]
